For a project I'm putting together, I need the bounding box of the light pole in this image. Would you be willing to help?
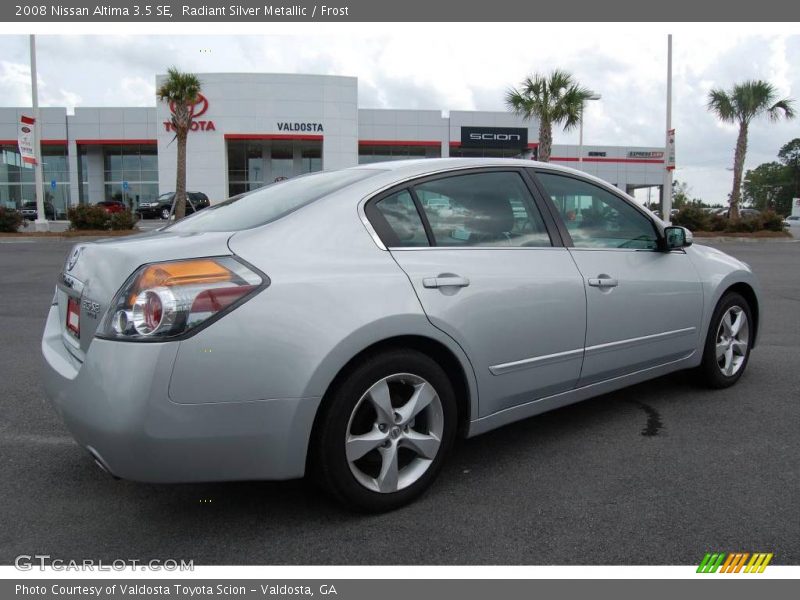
[30,34,48,232]
[577,93,602,167]
[662,34,674,224]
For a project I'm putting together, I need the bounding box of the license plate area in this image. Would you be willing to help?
[66,296,80,338]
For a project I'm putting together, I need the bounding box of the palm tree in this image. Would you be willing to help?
[505,69,594,162]
[157,67,202,220]
[707,80,795,220]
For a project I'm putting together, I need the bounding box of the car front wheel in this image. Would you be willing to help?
[160,208,171,220]
[311,349,457,512]
[699,292,753,388]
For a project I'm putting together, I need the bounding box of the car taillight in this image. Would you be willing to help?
[98,257,265,341]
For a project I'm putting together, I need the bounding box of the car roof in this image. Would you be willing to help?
[343,158,643,205]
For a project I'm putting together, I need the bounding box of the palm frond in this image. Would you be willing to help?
[767,98,796,122]
[707,89,736,123]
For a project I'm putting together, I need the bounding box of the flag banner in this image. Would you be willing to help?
[667,128,676,171]
[18,115,37,166]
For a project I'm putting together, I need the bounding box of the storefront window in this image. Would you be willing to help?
[271,144,294,181]
[358,144,439,164]
[449,146,527,158]
[228,141,264,196]
[302,147,322,173]
[102,144,159,209]
[0,144,71,218]
[227,139,323,197]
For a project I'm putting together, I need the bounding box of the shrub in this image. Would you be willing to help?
[673,205,710,232]
[0,206,23,232]
[109,210,138,231]
[707,213,728,232]
[69,204,110,230]
[725,214,763,233]
[761,210,786,232]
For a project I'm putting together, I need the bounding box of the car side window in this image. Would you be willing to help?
[536,172,659,250]
[372,189,430,247]
[413,171,551,247]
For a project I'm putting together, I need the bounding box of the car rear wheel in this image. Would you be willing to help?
[311,349,456,512]
[698,292,752,389]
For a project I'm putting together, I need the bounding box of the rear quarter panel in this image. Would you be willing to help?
[167,191,480,420]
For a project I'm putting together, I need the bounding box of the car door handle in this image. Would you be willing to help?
[588,276,619,288]
[423,276,470,289]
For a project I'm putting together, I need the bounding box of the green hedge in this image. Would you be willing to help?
[673,207,787,233]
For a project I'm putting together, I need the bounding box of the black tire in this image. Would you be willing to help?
[698,292,753,389]
[311,349,457,513]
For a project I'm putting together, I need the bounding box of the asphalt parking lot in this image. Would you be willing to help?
[0,237,798,565]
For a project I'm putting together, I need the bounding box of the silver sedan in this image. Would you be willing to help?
[42,159,761,511]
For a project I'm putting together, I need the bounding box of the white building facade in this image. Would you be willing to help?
[0,73,667,217]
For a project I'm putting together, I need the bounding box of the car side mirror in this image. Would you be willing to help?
[664,225,693,250]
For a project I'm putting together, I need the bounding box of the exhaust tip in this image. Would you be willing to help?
[86,446,120,480]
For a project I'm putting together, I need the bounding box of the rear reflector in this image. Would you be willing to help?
[66,297,80,337]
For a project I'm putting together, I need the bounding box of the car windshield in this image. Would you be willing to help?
[166,169,383,232]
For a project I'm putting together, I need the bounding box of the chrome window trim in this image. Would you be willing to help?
[387,245,566,252]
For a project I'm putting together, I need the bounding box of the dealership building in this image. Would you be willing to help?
[0,73,668,217]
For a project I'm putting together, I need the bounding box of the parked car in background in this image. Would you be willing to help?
[20,201,56,220]
[137,192,210,220]
[96,201,127,214]
[783,215,800,228]
[712,207,762,219]
[42,159,761,512]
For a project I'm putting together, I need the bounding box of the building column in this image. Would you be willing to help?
[86,146,104,204]
[67,140,80,206]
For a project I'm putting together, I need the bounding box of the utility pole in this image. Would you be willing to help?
[30,34,48,232]
[662,34,673,224]
[578,93,601,167]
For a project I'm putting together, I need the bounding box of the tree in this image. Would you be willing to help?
[505,69,594,162]
[743,161,793,214]
[157,67,202,220]
[707,80,795,220]
[777,138,800,198]
[672,180,691,210]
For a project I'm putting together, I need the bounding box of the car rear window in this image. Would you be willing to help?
[165,169,383,232]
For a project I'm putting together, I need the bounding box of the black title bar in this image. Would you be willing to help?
[5,0,800,22]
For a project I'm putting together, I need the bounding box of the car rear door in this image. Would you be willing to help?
[366,168,587,417]
[531,169,704,386]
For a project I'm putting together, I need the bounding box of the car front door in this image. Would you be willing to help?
[532,170,704,386]
[366,169,587,417]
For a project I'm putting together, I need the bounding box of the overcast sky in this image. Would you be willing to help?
[0,29,798,204]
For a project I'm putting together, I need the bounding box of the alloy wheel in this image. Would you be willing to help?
[715,305,749,377]
[345,373,443,493]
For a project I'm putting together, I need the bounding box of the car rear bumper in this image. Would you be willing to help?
[41,304,320,483]
[136,207,162,217]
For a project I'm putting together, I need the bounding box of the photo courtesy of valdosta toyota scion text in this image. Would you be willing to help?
[0,3,798,596]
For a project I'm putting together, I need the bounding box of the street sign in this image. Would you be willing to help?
[122,181,129,191]
[50,179,56,190]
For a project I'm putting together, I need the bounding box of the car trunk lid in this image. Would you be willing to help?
[56,230,234,359]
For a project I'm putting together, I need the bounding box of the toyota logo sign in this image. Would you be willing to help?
[169,93,209,119]
[164,93,215,132]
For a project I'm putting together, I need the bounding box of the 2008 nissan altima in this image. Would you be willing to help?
[42,158,760,511]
